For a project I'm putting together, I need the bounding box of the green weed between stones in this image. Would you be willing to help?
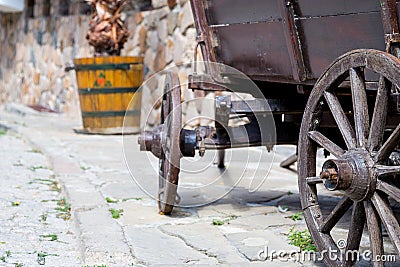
[287,227,317,252]
[28,165,48,172]
[288,212,303,221]
[122,197,142,202]
[31,178,62,193]
[37,251,59,264]
[109,208,124,219]
[0,250,11,263]
[105,197,118,203]
[212,215,239,226]
[80,166,90,171]
[106,197,143,203]
[0,129,7,136]
[39,213,48,222]
[28,148,42,154]
[55,197,71,220]
[40,234,58,241]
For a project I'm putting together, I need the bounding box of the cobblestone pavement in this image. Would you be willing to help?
[0,123,81,266]
[0,104,398,267]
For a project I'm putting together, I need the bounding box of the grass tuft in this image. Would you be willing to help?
[109,208,123,219]
[105,197,118,203]
[288,212,303,221]
[40,234,58,241]
[287,227,317,252]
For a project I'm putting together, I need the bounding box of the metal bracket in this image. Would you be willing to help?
[188,73,229,91]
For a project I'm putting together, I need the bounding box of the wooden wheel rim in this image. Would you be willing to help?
[299,49,400,266]
[158,72,182,214]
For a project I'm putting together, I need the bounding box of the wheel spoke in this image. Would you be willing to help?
[368,76,390,152]
[364,200,384,267]
[320,196,353,233]
[371,193,400,255]
[344,202,365,265]
[350,68,369,147]
[323,91,357,149]
[376,180,400,203]
[375,124,400,163]
[308,131,345,157]
[375,165,400,177]
[306,176,323,185]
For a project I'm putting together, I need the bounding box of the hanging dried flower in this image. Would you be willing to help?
[85,0,130,56]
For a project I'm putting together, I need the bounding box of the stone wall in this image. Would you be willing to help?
[0,0,198,124]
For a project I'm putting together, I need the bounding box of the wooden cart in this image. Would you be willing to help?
[139,1,400,265]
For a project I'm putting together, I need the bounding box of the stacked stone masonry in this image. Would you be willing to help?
[0,0,205,127]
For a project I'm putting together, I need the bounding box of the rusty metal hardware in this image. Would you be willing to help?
[138,125,163,159]
[188,73,229,91]
[320,160,353,191]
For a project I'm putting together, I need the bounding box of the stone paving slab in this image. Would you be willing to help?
[159,223,246,264]
[74,207,133,265]
[228,213,299,231]
[61,175,106,210]
[124,226,218,265]
[225,229,299,261]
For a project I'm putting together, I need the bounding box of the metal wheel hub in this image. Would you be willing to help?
[321,149,376,202]
[138,125,164,159]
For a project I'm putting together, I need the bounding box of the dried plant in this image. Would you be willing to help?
[85,0,129,56]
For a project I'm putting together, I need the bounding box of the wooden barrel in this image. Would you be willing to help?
[73,56,144,134]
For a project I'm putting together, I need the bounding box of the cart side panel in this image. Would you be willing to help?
[205,0,280,25]
[212,22,294,82]
[299,12,385,79]
[296,0,380,17]
[204,0,295,82]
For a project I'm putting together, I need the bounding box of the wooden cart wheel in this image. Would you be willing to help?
[299,49,400,266]
[158,72,182,215]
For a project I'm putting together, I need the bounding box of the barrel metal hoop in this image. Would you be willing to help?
[74,63,143,71]
[78,87,139,95]
[81,110,140,117]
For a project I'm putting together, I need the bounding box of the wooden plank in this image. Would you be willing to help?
[297,0,380,18]
[300,12,385,79]
[213,21,293,80]
[205,0,280,25]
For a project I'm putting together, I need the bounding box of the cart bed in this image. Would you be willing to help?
[192,0,388,84]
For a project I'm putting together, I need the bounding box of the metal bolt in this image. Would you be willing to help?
[320,171,331,180]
